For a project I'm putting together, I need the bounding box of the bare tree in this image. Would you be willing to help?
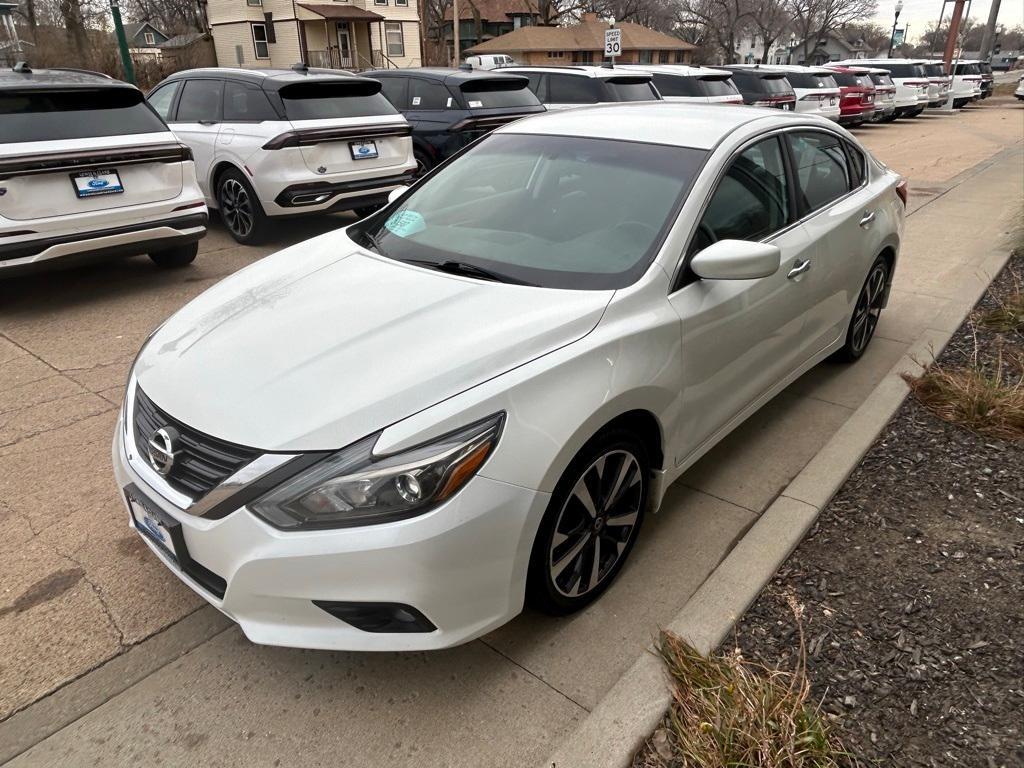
[788,0,876,61]
[122,0,204,34]
[748,0,790,62]
[676,0,755,63]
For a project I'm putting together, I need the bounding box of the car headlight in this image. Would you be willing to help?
[249,413,505,530]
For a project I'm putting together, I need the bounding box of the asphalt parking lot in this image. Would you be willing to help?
[2,97,1022,765]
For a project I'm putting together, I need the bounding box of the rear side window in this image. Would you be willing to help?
[460,78,540,108]
[880,63,916,78]
[546,73,599,104]
[831,72,871,88]
[223,81,277,121]
[0,87,167,143]
[786,73,836,89]
[787,131,852,213]
[651,73,702,98]
[603,78,658,102]
[692,136,790,251]
[176,79,223,122]
[148,81,180,121]
[377,77,408,109]
[701,77,739,97]
[844,140,866,187]
[869,73,894,87]
[280,81,398,120]
[409,78,450,109]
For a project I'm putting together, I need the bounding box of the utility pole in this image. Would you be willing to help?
[110,0,136,84]
[978,0,1001,60]
[943,0,967,73]
[452,0,459,65]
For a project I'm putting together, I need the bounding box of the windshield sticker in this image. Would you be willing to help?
[467,100,483,108]
[384,210,426,238]
[446,97,453,107]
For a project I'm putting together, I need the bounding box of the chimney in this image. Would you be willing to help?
[582,12,598,22]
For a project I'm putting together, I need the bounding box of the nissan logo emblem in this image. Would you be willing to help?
[147,427,180,476]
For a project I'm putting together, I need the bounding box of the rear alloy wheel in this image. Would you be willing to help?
[148,241,198,269]
[527,431,648,614]
[836,257,889,361]
[217,169,267,245]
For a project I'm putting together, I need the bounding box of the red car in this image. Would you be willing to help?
[825,65,876,126]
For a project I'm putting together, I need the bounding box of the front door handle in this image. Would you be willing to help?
[787,259,811,280]
[859,210,876,228]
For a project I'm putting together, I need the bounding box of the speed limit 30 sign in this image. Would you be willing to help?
[604,28,622,58]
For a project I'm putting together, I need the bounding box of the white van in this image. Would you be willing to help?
[464,55,517,71]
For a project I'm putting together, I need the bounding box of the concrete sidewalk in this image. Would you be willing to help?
[2,100,1022,767]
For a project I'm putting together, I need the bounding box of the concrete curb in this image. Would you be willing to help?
[543,215,1020,768]
[0,606,231,764]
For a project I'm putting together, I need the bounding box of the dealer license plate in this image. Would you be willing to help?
[72,169,124,198]
[127,489,177,560]
[350,141,378,160]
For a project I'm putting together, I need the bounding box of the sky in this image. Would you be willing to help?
[870,0,1024,45]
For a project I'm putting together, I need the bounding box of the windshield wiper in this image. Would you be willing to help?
[359,228,385,255]
[403,259,536,286]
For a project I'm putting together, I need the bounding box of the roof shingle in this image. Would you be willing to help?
[465,19,695,54]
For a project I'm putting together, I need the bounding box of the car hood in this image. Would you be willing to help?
[135,232,612,452]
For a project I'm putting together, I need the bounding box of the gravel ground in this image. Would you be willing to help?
[732,252,1024,768]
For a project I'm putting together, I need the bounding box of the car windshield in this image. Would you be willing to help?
[603,78,659,101]
[0,87,167,143]
[352,133,705,289]
[280,80,398,120]
[459,78,540,108]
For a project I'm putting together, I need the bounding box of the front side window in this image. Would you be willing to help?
[385,22,404,56]
[147,81,180,121]
[546,73,599,104]
[1,87,168,143]
[787,131,852,213]
[352,133,706,289]
[691,136,789,252]
[280,81,398,120]
[176,79,224,122]
[251,23,270,59]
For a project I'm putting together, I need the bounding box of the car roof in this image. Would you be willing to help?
[719,65,790,78]
[161,66,377,90]
[850,58,927,64]
[493,101,808,150]
[0,64,130,90]
[363,66,527,85]
[758,64,835,76]
[618,64,732,78]
[500,65,652,80]
[824,64,872,73]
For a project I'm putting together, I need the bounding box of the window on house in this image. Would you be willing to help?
[246,0,262,5]
[576,51,592,63]
[251,23,270,59]
[638,50,652,64]
[396,0,408,6]
[659,51,669,63]
[547,50,564,58]
[374,0,388,6]
[385,22,404,56]
[144,32,156,45]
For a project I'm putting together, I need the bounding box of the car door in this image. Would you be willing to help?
[783,130,883,354]
[167,78,224,197]
[668,134,817,465]
[217,79,281,169]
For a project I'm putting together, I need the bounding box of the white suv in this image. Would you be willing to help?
[148,66,416,244]
[618,64,742,104]
[841,59,929,118]
[498,65,660,110]
[1,64,206,277]
[749,64,841,121]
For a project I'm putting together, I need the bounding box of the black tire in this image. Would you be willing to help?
[148,241,198,269]
[834,256,889,362]
[413,149,432,178]
[526,429,649,615]
[216,168,267,245]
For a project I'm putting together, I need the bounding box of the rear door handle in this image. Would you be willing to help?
[787,259,811,280]
[859,210,876,228]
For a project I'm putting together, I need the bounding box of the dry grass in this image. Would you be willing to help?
[903,341,1024,441]
[635,625,855,768]
[976,270,1024,333]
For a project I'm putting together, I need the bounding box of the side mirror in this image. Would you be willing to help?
[690,239,781,280]
[387,186,409,205]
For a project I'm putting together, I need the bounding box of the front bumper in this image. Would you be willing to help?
[112,414,549,651]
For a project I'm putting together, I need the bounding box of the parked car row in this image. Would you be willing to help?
[0,55,995,277]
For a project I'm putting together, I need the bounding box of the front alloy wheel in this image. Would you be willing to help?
[528,432,648,614]
[217,170,266,245]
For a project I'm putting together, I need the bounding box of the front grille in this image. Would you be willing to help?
[133,386,259,500]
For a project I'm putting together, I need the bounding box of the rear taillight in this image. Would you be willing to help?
[262,132,301,150]
[177,144,193,162]
[895,178,908,207]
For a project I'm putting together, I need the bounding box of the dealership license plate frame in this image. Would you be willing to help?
[126,486,179,562]
[71,168,124,198]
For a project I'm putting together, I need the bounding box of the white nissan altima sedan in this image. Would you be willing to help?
[114,103,905,651]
